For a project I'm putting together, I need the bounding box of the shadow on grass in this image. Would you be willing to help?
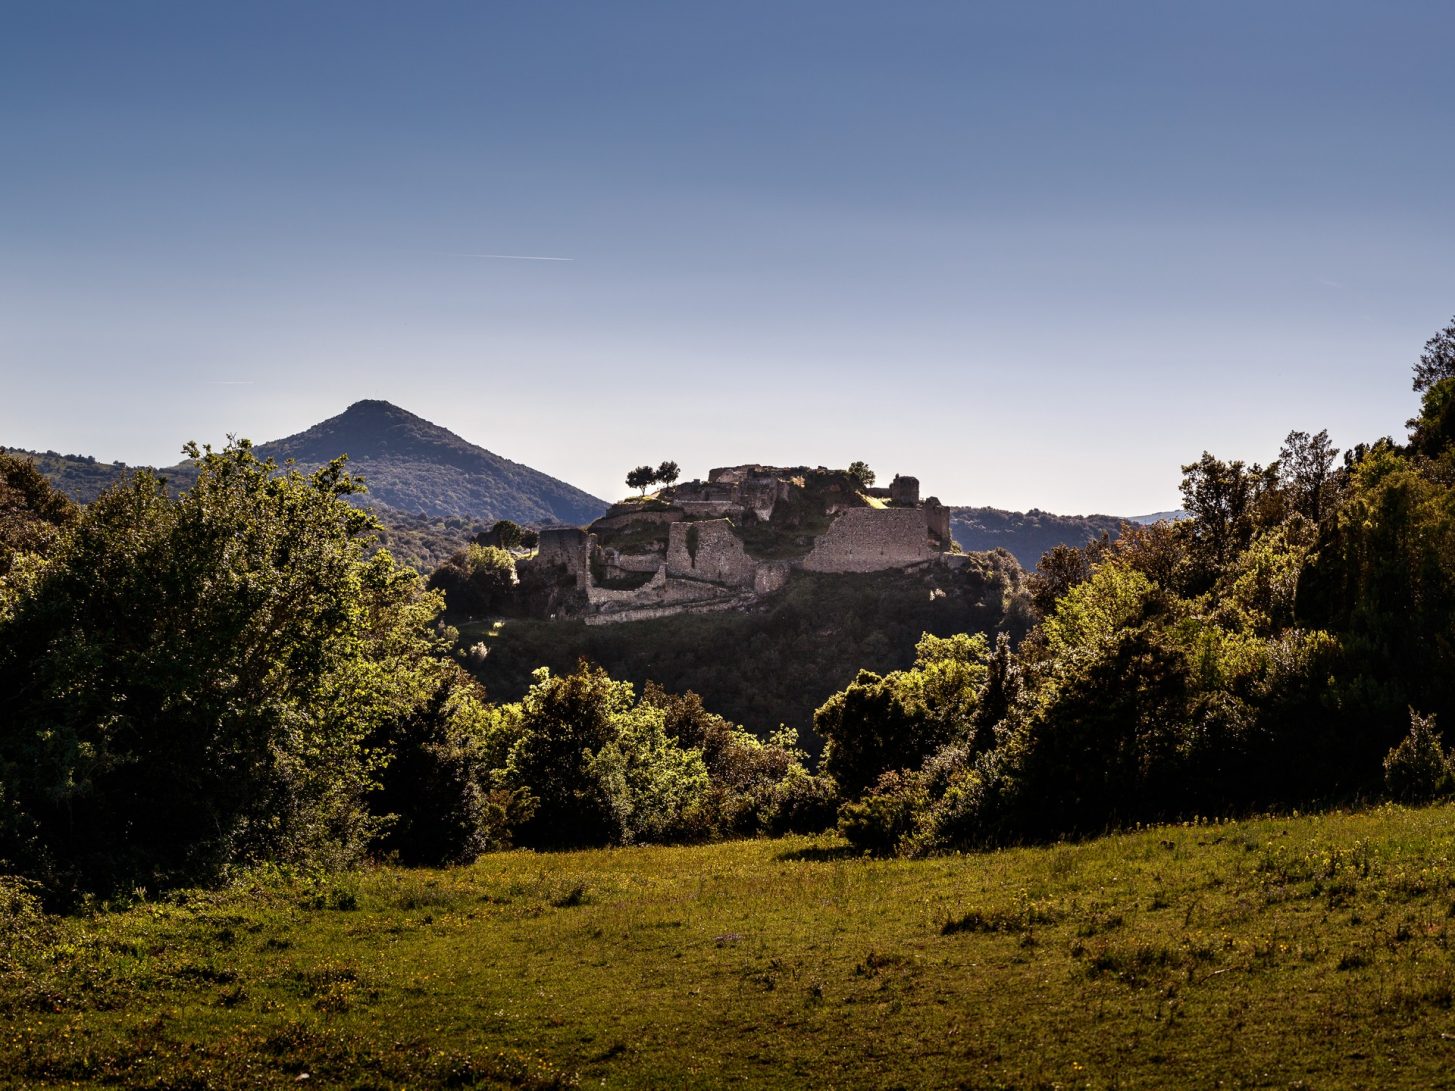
[775,843,859,863]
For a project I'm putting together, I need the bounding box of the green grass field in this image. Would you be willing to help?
[9,805,1455,1088]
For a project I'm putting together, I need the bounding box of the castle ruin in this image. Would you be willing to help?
[522,465,958,624]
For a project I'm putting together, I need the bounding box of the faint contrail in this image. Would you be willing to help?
[208,380,255,385]
[448,252,576,262]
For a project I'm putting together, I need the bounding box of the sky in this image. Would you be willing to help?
[4,2,1454,515]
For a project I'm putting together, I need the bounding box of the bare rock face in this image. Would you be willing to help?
[517,465,957,624]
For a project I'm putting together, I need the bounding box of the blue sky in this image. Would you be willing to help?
[3,2,1452,514]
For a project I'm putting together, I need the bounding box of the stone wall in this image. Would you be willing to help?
[600,549,663,576]
[754,561,791,595]
[535,527,590,588]
[590,508,683,532]
[666,519,758,588]
[889,475,920,506]
[801,508,936,573]
[585,564,667,608]
[676,500,741,519]
[583,593,757,626]
[924,498,952,547]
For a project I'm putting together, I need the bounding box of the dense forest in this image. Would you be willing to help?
[946,506,1128,568]
[1,318,1452,903]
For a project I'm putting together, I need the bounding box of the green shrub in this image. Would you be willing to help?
[816,632,988,801]
[428,544,517,617]
[1383,710,1452,804]
[760,766,840,836]
[367,667,529,865]
[498,665,710,848]
[837,771,929,855]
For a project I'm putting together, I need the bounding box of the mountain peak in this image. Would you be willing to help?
[255,402,606,525]
[339,399,420,420]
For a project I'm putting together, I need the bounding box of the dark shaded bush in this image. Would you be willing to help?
[367,667,529,865]
[838,771,929,855]
[428,544,517,618]
[1384,710,1452,804]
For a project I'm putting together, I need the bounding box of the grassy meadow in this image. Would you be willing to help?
[10,805,1455,1088]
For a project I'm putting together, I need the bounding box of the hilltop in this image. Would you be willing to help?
[518,465,957,625]
[245,400,607,525]
[9,401,607,529]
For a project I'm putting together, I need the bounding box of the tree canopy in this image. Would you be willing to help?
[847,461,876,488]
[0,441,474,896]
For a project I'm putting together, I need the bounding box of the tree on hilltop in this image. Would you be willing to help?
[626,465,657,496]
[847,461,876,488]
[625,461,681,496]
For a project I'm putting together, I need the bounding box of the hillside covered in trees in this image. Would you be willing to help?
[461,557,1033,758]
[946,506,1127,568]
[252,400,606,525]
[8,400,606,528]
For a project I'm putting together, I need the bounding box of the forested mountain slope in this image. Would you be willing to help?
[248,400,606,524]
[946,505,1127,568]
[8,400,607,528]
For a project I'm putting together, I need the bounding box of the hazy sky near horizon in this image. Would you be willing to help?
[4,2,1453,514]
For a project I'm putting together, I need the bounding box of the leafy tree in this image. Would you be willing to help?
[1383,710,1452,804]
[1277,429,1340,526]
[1028,538,1107,616]
[428,544,517,617]
[1306,439,1455,723]
[847,461,876,488]
[1410,377,1455,459]
[498,664,709,848]
[486,519,523,550]
[366,666,529,865]
[1413,314,1455,392]
[973,632,1021,740]
[0,450,75,580]
[1041,563,1156,663]
[643,684,807,833]
[655,461,681,488]
[0,440,466,897]
[1178,452,1258,576]
[626,465,657,496]
[816,632,987,800]
[838,770,929,855]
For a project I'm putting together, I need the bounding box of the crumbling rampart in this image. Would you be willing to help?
[801,508,937,572]
[520,465,957,623]
[666,520,757,587]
